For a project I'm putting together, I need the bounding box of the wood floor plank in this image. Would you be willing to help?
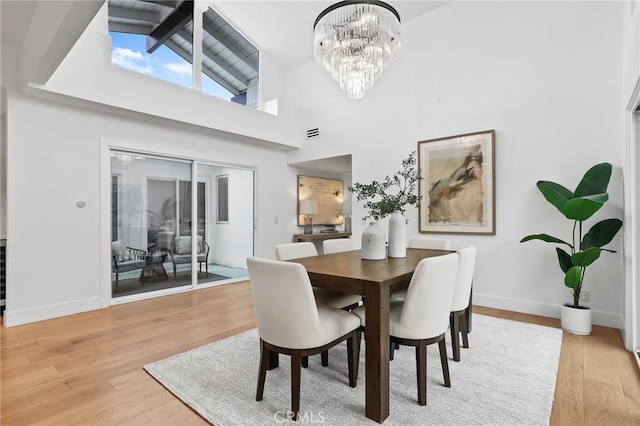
[608,328,640,423]
[0,381,73,417]
[1,282,638,425]
[583,378,628,426]
[550,331,585,426]
[124,397,208,426]
[584,326,622,386]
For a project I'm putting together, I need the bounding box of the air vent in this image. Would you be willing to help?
[306,128,320,139]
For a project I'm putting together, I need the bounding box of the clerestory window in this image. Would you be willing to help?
[108,0,259,108]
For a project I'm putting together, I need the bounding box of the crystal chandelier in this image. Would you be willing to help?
[313,1,401,99]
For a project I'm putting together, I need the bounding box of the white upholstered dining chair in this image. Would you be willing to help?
[353,253,459,406]
[275,242,362,311]
[449,246,476,362]
[322,238,356,254]
[247,257,361,420]
[390,237,451,302]
[408,237,450,250]
[275,241,317,261]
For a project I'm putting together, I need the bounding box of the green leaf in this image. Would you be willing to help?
[556,248,573,273]
[581,218,623,250]
[520,233,571,247]
[571,248,601,267]
[574,163,612,197]
[562,193,608,221]
[537,181,572,214]
[564,266,582,289]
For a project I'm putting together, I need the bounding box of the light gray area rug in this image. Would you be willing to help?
[144,314,562,425]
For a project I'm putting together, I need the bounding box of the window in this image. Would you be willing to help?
[108,0,258,107]
[217,175,229,223]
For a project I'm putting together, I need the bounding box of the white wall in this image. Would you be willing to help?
[3,94,298,326]
[284,1,625,327]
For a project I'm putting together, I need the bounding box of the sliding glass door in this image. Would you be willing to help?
[110,151,253,298]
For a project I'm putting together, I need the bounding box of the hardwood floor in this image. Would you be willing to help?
[1,283,638,425]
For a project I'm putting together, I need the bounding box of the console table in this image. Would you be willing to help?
[292,231,351,243]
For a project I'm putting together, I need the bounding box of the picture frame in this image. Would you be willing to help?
[417,130,495,235]
[297,175,345,226]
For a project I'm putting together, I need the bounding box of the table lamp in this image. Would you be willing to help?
[341,202,352,232]
[299,199,317,234]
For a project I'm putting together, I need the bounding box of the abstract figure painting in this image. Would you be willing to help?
[417,130,495,235]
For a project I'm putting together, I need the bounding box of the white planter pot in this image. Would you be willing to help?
[361,222,386,260]
[388,211,407,258]
[561,303,592,335]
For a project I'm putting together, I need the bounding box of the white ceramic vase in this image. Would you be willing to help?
[361,222,386,260]
[560,303,592,335]
[388,211,407,258]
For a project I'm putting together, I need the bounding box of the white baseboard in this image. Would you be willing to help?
[3,296,102,327]
[474,293,624,330]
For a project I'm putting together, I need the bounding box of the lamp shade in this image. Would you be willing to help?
[299,199,318,215]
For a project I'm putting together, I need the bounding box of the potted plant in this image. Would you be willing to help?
[349,151,422,259]
[520,162,623,335]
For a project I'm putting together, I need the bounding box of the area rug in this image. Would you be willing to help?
[144,314,562,425]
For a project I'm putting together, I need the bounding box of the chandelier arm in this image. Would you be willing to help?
[313,0,401,29]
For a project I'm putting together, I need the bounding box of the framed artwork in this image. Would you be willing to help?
[297,175,344,226]
[417,130,495,235]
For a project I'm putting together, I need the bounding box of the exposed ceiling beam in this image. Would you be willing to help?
[107,4,162,24]
[164,38,240,95]
[108,22,154,35]
[146,0,193,54]
[139,0,181,8]
[175,29,249,89]
[202,18,257,72]
[199,50,249,90]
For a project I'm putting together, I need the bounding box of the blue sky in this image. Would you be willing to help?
[110,32,233,100]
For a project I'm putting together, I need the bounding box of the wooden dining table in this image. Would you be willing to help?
[288,247,454,424]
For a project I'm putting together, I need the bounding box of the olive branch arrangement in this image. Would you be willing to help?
[348,151,423,221]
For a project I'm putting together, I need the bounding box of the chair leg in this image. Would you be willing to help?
[460,311,470,349]
[173,264,177,281]
[256,340,269,401]
[355,329,362,384]
[291,351,302,421]
[302,356,308,368]
[267,350,279,370]
[415,341,427,405]
[321,351,328,367]
[438,338,451,388]
[390,341,399,361]
[346,330,360,387]
[450,312,461,362]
